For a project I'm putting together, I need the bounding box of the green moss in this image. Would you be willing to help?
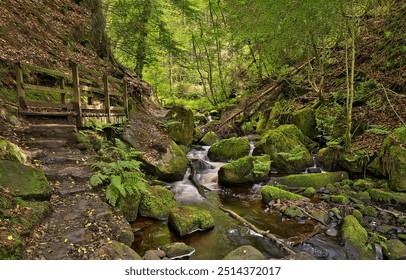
[353,179,375,191]
[362,206,378,217]
[341,215,375,259]
[208,137,250,162]
[156,140,189,182]
[398,234,406,241]
[200,131,219,146]
[0,138,26,163]
[272,172,349,189]
[116,188,141,222]
[261,185,303,204]
[352,209,363,223]
[284,207,303,218]
[377,225,392,233]
[165,106,194,146]
[223,245,265,260]
[303,187,316,197]
[168,206,214,236]
[291,107,318,139]
[161,242,195,259]
[218,155,270,185]
[330,195,350,205]
[0,160,51,201]
[330,207,341,217]
[277,124,317,149]
[0,231,23,260]
[369,189,406,204]
[139,185,178,220]
[358,191,371,201]
[383,239,406,260]
[316,147,341,172]
[367,156,385,177]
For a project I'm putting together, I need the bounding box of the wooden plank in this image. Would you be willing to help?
[78,65,102,77]
[81,104,104,110]
[108,76,124,84]
[109,91,123,97]
[23,84,74,95]
[26,101,74,110]
[59,77,66,104]
[21,63,71,79]
[110,106,124,111]
[19,110,77,117]
[71,62,83,127]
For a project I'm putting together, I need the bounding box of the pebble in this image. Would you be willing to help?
[326,227,338,237]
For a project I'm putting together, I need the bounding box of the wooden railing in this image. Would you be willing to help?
[15,62,128,127]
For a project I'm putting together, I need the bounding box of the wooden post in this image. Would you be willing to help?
[122,79,129,119]
[59,77,66,105]
[103,74,111,123]
[71,62,82,127]
[15,63,26,109]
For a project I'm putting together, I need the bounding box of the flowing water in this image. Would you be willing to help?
[131,145,348,260]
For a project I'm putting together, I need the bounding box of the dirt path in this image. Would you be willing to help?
[17,124,136,259]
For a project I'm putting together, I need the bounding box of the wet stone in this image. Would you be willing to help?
[326,227,338,237]
[63,228,93,245]
[143,251,162,260]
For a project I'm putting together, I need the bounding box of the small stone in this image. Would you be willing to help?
[143,251,161,260]
[326,227,338,237]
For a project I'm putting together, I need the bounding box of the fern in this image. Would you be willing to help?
[105,186,120,206]
[365,125,391,135]
[277,145,305,161]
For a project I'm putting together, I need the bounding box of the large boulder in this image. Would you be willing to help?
[121,115,189,182]
[200,131,219,146]
[0,138,26,163]
[255,125,314,173]
[382,127,406,192]
[116,189,141,222]
[271,171,349,190]
[218,155,270,186]
[316,147,341,172]
[139,185,178,219]
[383,239,406,260]
[290,107,318,139]
[165,106,194,146]
[208,137,250,162]
[341,215,375,259]
[168,206,214,236]
[223,245,265,260]
[0,160,51,200]
[261,185,304,204]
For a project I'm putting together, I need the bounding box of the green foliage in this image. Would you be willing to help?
[277,145,305,162]
[365,124,391,135]
[90,138,146,206]
[368,232,388,251]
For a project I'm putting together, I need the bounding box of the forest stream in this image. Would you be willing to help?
[131,144,348,260]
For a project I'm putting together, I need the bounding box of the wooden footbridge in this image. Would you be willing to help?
[15,61,129,127]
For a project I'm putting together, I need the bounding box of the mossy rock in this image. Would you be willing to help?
[0,160,51,201]
[168,206,214,236]
[367,156,385,177]
[218,155,270,186]
[369,189,406,205]
[290,108,318,139]
[382,126,406,192]
[194,114,208,126]
[0,230,23,260]
[155,140,189,182]
[352,209,363,223]
[341,215,375,259]
[315,103,346,139]
[208,137,250,162]
[223,245,265,260]
[316,147,341,172]
[383,239,406,260]
[255,125,314,173]
[352,179,375,191]
[362,206,378,217]
[200,131,219,146]
[139,185,178,220]
[330,195,350,205]
[272,171,349,190]
[284,207,303,218]
[165,106,194,146]
[303,187,316,197]
[161,242,195,259]
[116,189,141,222]
[338,152,367,174]
[261,185,304,204]
[310,210,329,224]
[94,240,142,260]
[0,138,26,163]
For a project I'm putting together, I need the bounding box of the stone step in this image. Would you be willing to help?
[24,124,77,136]
[42,164,93,183]
[23,139,69,149]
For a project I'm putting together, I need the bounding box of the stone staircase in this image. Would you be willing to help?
[16,123,137,260]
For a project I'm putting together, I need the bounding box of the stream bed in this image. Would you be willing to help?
[131,146,348,260]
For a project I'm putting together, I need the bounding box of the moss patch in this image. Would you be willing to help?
[200,131,219,146]
[291,107,318,139]
[261,185,304,204]
[0,160,51,201]
[369,188,406,205]
[168,206,214,236]
[223,245,265,260]
[0,138,26,163]
[341,215,375,259]
[218,155,270,185]
[208,137,250,162]
[272,171,349,189]
[383,239,406,260]
[139,185,178,220]
[156,140,189,182]
[116,189,141,222]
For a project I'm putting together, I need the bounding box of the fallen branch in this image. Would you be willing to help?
[297,207,329,227]
[382,85,405,125]
[288,224,324,246]
[373,205,402,218]
[219,205,296,255]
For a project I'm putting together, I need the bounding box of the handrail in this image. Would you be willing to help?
[15,61,129,127]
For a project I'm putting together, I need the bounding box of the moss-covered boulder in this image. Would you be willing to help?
[0,138,26,163]
[93,240,142,260]
[276,124,318,149]
[290,107,318,139]
[261,185,304,204]
[218,155,270,186]
[367,156,385,177]
[0,160,51,200]
[168,206,214,236]
[338,152,367,175]
[139,185,178,220]
[369,189,406,205]
[161,242,195,259]
[382,127,406,192]
[200,131,219,146]
[208,137,250,162]
[341,215,375,259]
[116,189,141,222]
[164,105,194,146]
[316,147,341,172]
[271,171,349,190]
[223,245,265,260]
[255,125,314,173]
[383,239,406,260]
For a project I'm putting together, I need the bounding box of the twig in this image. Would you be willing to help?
[382,85,405,126]
[219,205,296,255]
[373,205,401,218]
[288,224,324,246]
[297,207,329,227]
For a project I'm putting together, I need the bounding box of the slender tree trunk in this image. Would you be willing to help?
[134,0,152,79]
[169,51,174,96]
